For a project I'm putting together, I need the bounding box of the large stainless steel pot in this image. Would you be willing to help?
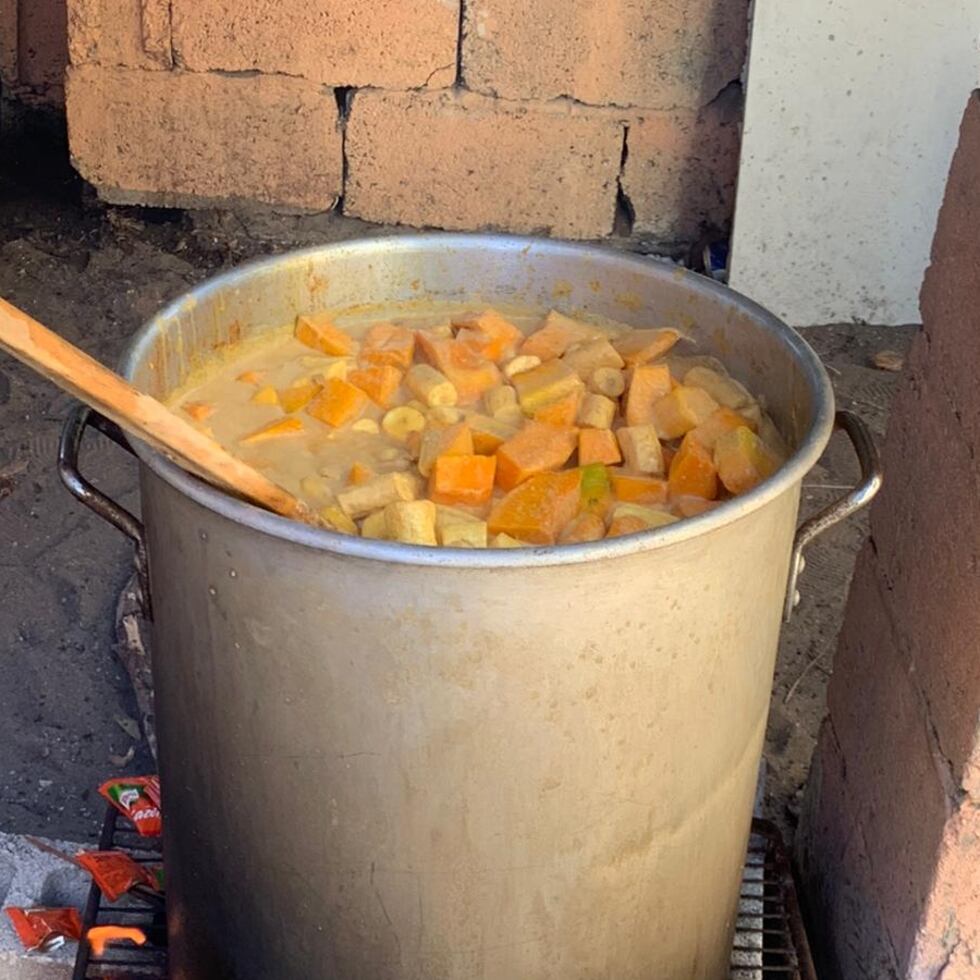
[60,235,880,980]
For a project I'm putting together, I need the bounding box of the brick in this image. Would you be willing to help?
[66,66,341,211]
[16,0,68,98]
[345,89,622,239]
[463,0,748,109]
[172,0,458,89]
[68,0,171,69]
[622,89,741,241]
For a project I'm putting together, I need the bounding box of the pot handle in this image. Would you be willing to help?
[783,410,882,622]
[58,403,152,620]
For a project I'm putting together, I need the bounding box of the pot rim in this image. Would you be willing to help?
[121,233,835,568]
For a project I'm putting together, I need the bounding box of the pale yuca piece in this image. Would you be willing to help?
[503,355,542,379]
[625,363,672,426]
[714,427,779,494]
[320,505,358,535]
[494,405,526,427]
[427,405,464,425]
[239,417,304,445]
[360,509,389,540]
[294,314,356,356]
[183,401,214,422]
[578,428,621,466]
[683,366,753,410]
[417,422,474,477]
[490,532,528,548]
[384,500,438,545]
[561,339,624,379]
[616,425,665,475]
[438,519,488,548]
[307,378,369,428]
[590,367,626,398]
[512,360,583,415]
[405,363,458,407]
[577,392,616,429]
[484,385,517,416]
[435,504,483,530]
[352,418,381,434]
[251,385,279,406]
[521,310,603,361]
[609,502,678,529]
[337,471,419,518]
[612,328,680,367]
[649,385,719,440]
[381,405,426,442]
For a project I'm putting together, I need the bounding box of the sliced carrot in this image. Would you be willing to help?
[348,365,403,408]
[521,311,598,361]
[688,406,756,450]
[416,333,502,404]
[578,428,622,466]
[533,388,582,426]
[512,359,582,415]
[668,433,719,499]
[348,462,375,486]
[278,380,321,414]
[240,417,304,445]
[714,427,778,494]
[650,385,720,439]
[418,422,474,477]
[294,314,355,356]
[453,309,524,362]
[559,511,606,544]
[359,323,415,370]
[612,328,680,367]
[183,401,214,422]
[428,454,497,507]
[306,377,369,428]
[625,363,672,426]
[487,470,582,545]
[495,421,578,491]
[610,472,669,506]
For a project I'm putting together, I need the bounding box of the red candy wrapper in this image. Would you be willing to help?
[98,776,161,837]
[4,907,82,952]
[75,851,158,902]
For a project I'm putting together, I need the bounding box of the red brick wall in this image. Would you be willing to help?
[57,0,746,241]
[797,91,980,979]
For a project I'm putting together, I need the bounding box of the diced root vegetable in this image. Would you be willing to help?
[428,454,497,507]
[384,500,438,545]
[577,392,616,429]
[299,475,333,503]
[348,462,375,486]
[578,428,621,466]
[521,310,602,360]
[668,434,719,499]
[606,514,650,538]
[512,360,582,416]
[415,334,501,404]
[487,470,582,545]
[590,367,626,398]
[183,401,214,421]
[714,427,778,494]
[490,533,528,548]
[381,406,426,442]
[240,417,304,444]
[251,385,279,406]
[359,323,415,370]
[616,425,665,475]
[469,414,518,454]
[503,355,542,378]
[675,495,720,518]
[337,471,420,518]
[533,388,582,426]
[688,407,755,450]
[236,370,264,385]
[316,358,352,381]
[612,328,680,366]
[278,381,321,414]
[361,509,389,539]
[294,314,356,356]
[611,472,668,505]
[561,339,624,379]
[348,365,403,408]
[610,502,679,529]
[625,363,672,426]
[435,504,483,530]
[320,505,358,534]
[352,418,380,434]
[484,385,517,416]
[559,511,606,544]
[404,362,458,407]
[452,309,524,362]
[306,377,369,428]
[650,385,720,439]
[496,421,578,490]
[428,406,464,425]
[494,405,526,427]
[683,366,753,410]
[418,422,474,477]
[439,520,488,547]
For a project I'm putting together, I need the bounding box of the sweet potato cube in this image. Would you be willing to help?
[559,512,606,544]
[307,378,369,428]
[418,422,474,477]
[348,365,403,408]
[416,334,501,404]
[714,427,779,495]
[688,407,756,450]
[384,500,438,546]
[625,363,673,426]
[612,328,680,366]
[453,309,524,362]
[650,385,719,440]
[561,339,624,379]
[359,323,415,370]
[683,366,752,410]
[469,414,518,454]
[320,505,359,535]
[488,470,582,545]
[240,417,304,445]
[610,472,668,506]
[337,471,420,518]
[294,314,356,356]
[521,310,601,360]
[579,428,622,466]
[428,454,496,507]
[512,360,582,415]
[183,401,214,422]
[616,425,665,475]
[668,434,719,499]
[495,421,578,491]
[278,380,322,414]
[533,388,582,426]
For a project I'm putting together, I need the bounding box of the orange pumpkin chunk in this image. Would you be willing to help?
[278,380,321,414]
[468,415,517,454]
[610,472,669,506]
[578,428,621,466]
[294,314,355,356]
[521,311,599,361]
[650,385,719,439]
[512,359,582,415]
[359,323,415,370]
[428,454,497,507]
[453,309,524,362]
[416,333,502,404]
[625,363,672,426]
[488,470,582,545]
[533,388,582,426]
[714,427,778,494]
[418,422,474,477]
[668,434,719,499]
[306,377,369,428]
[495,421,578,491]
[688,406,757,450]
[559,511,606,544]
[240,417,304,445]
[348,365,403,408]
[612,328,680,367]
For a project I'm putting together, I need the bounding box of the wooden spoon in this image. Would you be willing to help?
[0,297,322,526]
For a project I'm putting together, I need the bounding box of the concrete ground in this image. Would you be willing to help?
[0,108,916,844]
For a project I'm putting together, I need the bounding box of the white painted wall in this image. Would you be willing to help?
[729,0,980,326]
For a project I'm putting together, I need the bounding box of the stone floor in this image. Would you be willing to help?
[0,105,916,844]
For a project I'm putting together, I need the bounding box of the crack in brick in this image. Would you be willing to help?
[612,125,634,238]
[335,88,353,213]
[455,0,466,86]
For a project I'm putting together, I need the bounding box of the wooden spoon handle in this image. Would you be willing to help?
[0,297,320,526]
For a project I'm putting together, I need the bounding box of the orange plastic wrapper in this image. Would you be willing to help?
[4,907,82,951]
[75,851,158,902]
[98,776,161,836]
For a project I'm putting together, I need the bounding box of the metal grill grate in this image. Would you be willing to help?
[74,813,815,979]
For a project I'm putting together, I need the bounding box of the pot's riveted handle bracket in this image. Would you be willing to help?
[58,403,152,621]
[784,410,882,622]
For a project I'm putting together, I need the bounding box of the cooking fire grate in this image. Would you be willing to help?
[73,813,815,979]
